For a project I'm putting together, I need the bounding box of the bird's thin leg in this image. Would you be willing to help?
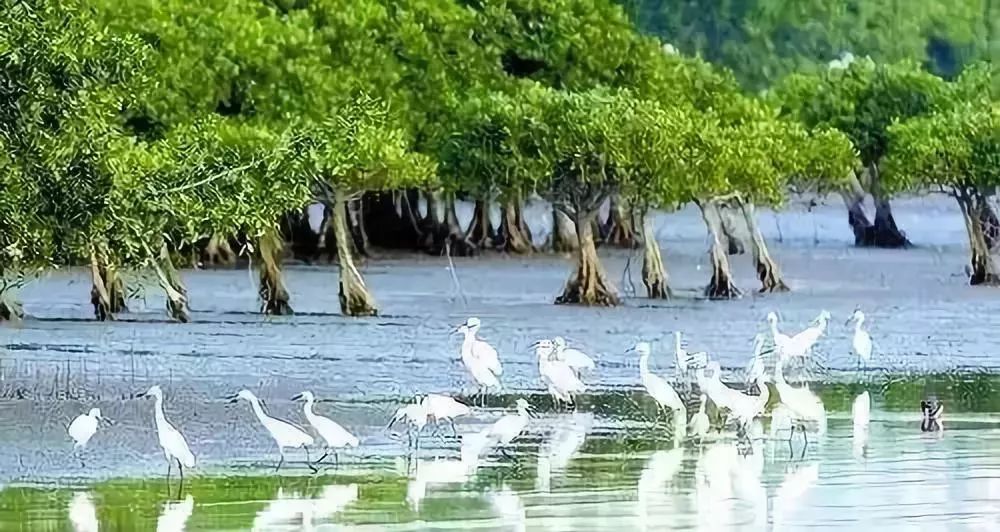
[177,459,184,497]
[166,458,172,492]
[800,425,809,458]
[305,446,318,474]
[316,451,330,465]
[450,420,458,439]
[275,451,285,473]
[334,452,339,468]
[500,446,514,460]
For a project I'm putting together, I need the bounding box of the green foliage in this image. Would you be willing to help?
[771,59,950,167]
[299,94,436,196]
[885,104,1000,195]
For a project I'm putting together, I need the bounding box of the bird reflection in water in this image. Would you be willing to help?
[251,484,358,531]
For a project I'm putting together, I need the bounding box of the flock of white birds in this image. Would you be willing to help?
[66,309,876,483]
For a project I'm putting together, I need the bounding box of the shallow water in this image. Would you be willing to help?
[1,196,999,529]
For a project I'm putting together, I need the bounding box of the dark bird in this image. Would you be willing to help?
[920,399,944,432]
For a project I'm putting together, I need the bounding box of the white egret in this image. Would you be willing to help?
[773,358,826,450]
[137,385,195,486]
[689,394,711,440]
[765,312,793,357]
[728,375,770,436]
[387,395,429,450]
[698,361,747,413]
[552,336,596,375]
[68,408,112,466]
[846,309,873,369]
[674,331,708,380]
[485,398,534,458]
[780,310,831,360]
[629,342,686,423]
[422,393,472,436]
[455,317,503,404]
[229,389,315,472]
[533,339,586,409]
[744,334,769,390]
[292,391,358,467]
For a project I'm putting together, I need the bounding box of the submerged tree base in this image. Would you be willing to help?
[0,298,24,322]
[556,211,620,306]
[258,229,294,316]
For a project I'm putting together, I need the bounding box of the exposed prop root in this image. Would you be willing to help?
[555,212,620,306]
[700,200,742,300]
[640,214,671,299]
[957,190,1000,286]
[257,229,293,315]
[498,200,533,254]
[334,192,378,316]
[201,233,236,267]
[739,201,789,293]
[602,195,641,249]
[154,245,191,323]
[0,295,23,322]
[90,249,127,321]
[466,199,497,248]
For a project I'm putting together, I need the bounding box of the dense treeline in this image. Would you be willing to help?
[1,0,998,323]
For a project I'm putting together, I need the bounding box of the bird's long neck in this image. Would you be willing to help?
[639,354,650,376]
[153,395,167,428]
[769,320,780,339]
[774,359,787,387]
[698,398,706,414]
[674,334,682,353]
[854,317,864,332]
[303,398,321,425]
[248,397,270,423]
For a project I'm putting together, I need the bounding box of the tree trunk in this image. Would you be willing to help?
[334,191,378,316]
[719,203,746,255]
[699,200,742,299]
[201,233,236,268]
[347,198,369,258]
[956,190,1000,286]
[738,200,789,293]
[90,248,127,321]
[317,204,335,263]
[555,209,620,306]
[869,165,911,248]
[842,170,875,246]
[154,244,190,322]
[257,228,293,315]
[0,286,23,322]
[640,212,671,299]
[465,199,497,248]
[603,194,641,248]
[551,206,579,252]
[499,200,534,254]
[979,196,999,251]
[514,193,534,243]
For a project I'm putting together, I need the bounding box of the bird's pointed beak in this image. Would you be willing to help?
[135,391,146,399]
[225,393,239,404]
[291,393,303,401]
[101,416,115,426]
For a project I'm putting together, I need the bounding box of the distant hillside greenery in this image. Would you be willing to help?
[618,0,997,89]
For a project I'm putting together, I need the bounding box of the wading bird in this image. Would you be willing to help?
[387,395,429,450]
[454,317,503,405]
[68,408,112,465]
[137,385,195,488]
[229,389,315,472]
[292,391,358,467]
[689,394,711,441]
[773,359,826,453]
[846,309,872,370]
[485,399,534,458]
[629,342,686,423]
[674,331,708,381]
[552,336,596,375]
[533,339,586,409]
[422,393,472,437]
[744,334,769,391]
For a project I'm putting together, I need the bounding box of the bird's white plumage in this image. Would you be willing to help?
[68,492,99,532]
[777,310,831,360]
[698,361,747,413]
[849,310,873,363]
[689,394,710,438]
[745,334,768,386]
[142,385,196,469]
[535,339,586,405]
[552,336,595,373]
[633,342,685,415]
[765,312,793,358]
[774,360,826,429]
[458,317,503,389]
[674,332,708,376]
[296,391,359,449]
[235,389,314,450]
[68,408,101,449]
[391,397,429,431]
[422,393,472,423]
[156,495,194,532]
[487,399,531,445]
